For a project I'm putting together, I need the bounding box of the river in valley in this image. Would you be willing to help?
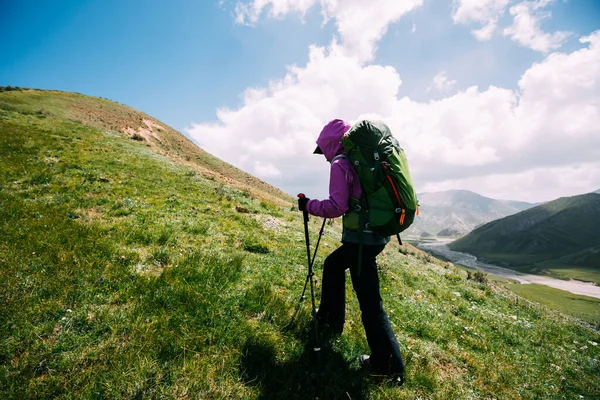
[416,240,600,299]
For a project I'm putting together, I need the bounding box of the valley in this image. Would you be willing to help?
[418,240,600,299]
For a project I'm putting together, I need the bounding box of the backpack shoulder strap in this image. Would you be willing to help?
[331,154,347,163]
[331,154,355,184]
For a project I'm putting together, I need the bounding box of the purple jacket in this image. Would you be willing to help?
[306,120,362,218]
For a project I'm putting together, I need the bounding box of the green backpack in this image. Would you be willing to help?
[341,120,418,241]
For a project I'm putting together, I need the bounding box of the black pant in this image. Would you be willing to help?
[317,242,404,374]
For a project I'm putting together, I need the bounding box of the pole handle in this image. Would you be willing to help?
[298,193,309,222]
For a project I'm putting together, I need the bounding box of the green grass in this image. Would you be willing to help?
[506,284,600,324]
[540,266,600,285]
[453,265,519,285]
[1,90,600,399]
[415,248,599,325]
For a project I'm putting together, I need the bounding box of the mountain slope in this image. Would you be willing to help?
[406,190,534,237]
[1,89,599,399]
[450,193,600,276]
[0,88,291,206]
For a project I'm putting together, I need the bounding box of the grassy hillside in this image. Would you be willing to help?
[1,89,599,399]
[450,193,600,283]
[0,88,292,207]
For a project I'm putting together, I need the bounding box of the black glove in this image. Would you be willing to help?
[298,195,310,211]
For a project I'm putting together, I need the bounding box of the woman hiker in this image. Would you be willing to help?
[297,119,405,383]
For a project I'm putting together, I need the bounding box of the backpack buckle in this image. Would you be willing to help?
[374,151,380,161]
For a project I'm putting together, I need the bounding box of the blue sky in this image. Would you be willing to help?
[2,0,600,202]
[1,0,333,129]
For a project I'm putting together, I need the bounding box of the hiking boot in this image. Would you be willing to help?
[359,354,371,368]
[359,355,405,386]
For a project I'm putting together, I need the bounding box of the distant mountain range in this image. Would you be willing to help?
[449,192,600,273]
[405,190,534,238]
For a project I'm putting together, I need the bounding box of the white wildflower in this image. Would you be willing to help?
[510,315,517,320]
[452,292,460,296]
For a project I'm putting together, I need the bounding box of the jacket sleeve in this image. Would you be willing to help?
[305,160,350,218]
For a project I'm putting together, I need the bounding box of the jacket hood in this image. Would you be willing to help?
[315,119,351,161]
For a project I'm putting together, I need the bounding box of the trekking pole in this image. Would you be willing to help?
[297,193,326,352]
[298,214,327,302]
[286,213,326,336]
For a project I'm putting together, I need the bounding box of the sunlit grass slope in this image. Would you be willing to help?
[0,88,292,207]
[1,89,599,399]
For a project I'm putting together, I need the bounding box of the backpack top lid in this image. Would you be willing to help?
[343,120,418,211]
[343,120,401,163]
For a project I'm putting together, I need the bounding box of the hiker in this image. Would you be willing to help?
[298,119,405,381]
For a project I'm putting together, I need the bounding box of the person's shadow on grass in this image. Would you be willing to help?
[240,321,371,400]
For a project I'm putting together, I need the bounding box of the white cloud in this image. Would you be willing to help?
[429,71,457,92]
[234,0,423,60]
[472,20,498,40]
[235,0,318,25]
[503,1,571,52]
[419,163,600,203]
[451,0,511,24]
[188,3,600,204]
[452,0,570,51]
[187,42,403,196]
[452,0,511,40]
[253,161,282,178]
